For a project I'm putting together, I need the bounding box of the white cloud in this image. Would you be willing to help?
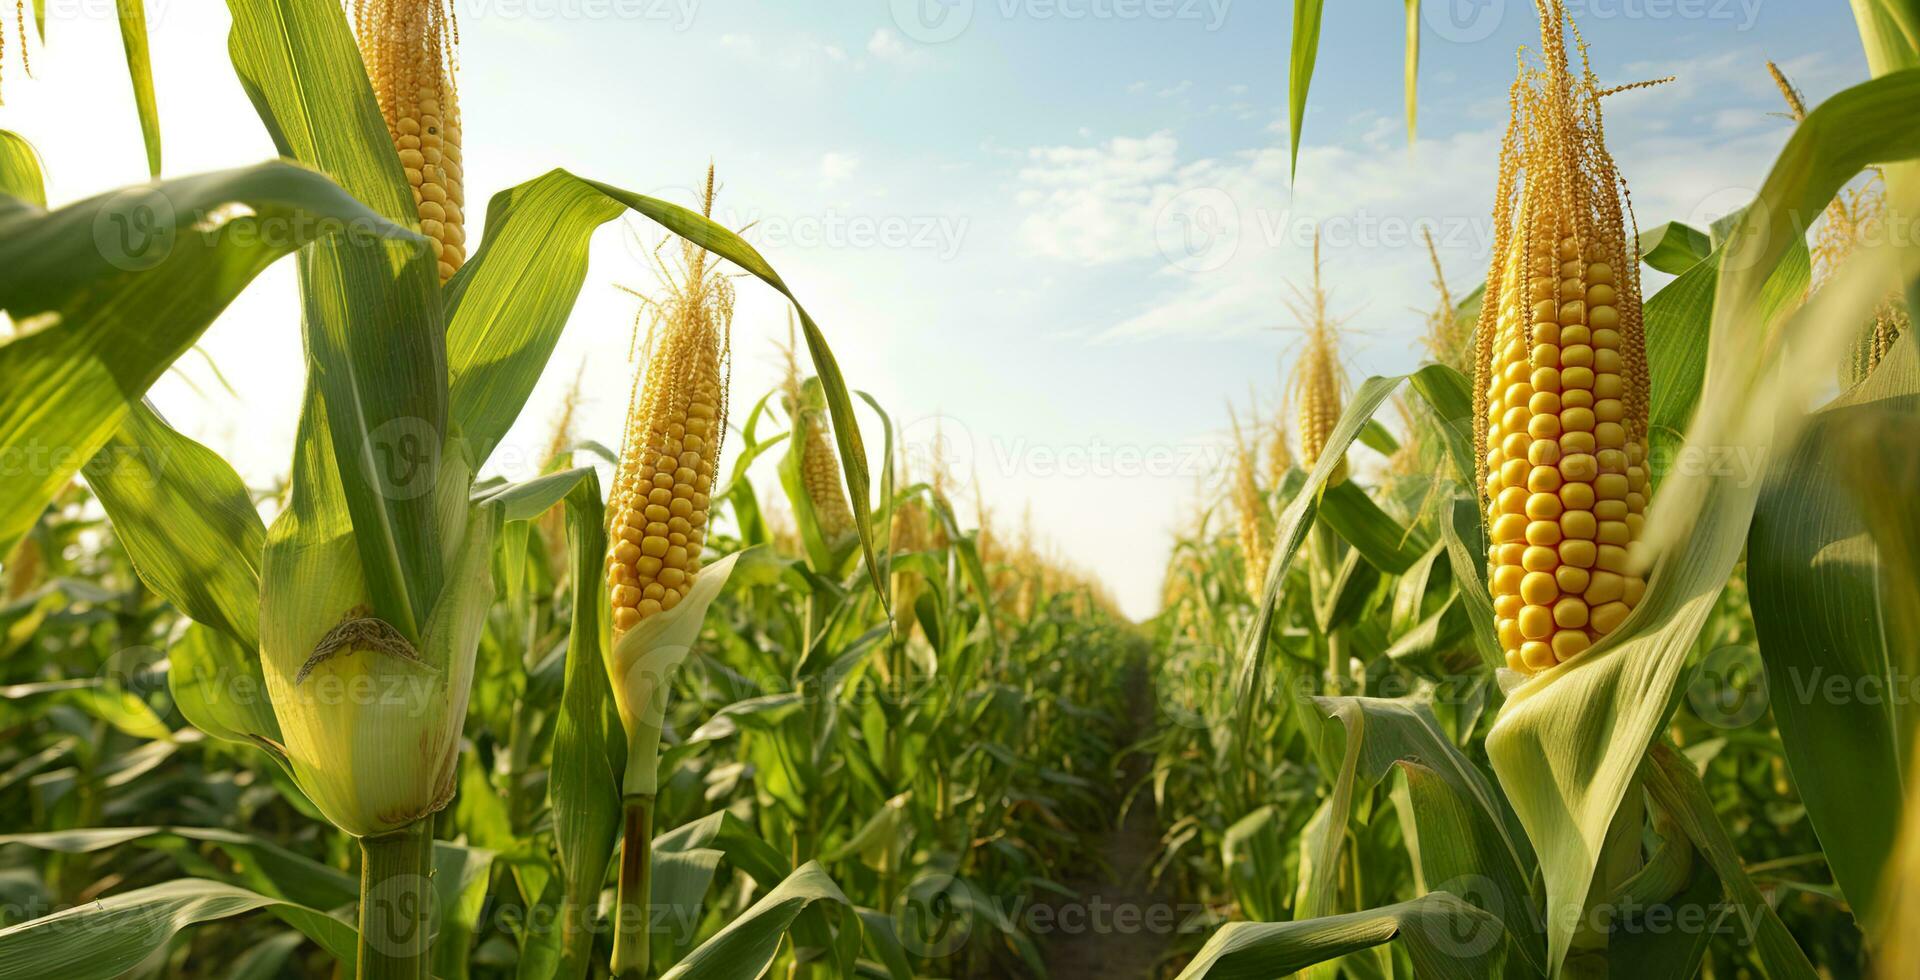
[1015,131,1184,265]
[867,27,927,67]
[821,151,861,185]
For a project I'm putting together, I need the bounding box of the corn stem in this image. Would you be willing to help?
[357,820,434,980]
[611,795,656,978]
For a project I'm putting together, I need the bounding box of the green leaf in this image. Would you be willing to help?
[547,472,620,979]
[1317,697,1544,975]
[114,0,161,176]
[229,0,451,637]
[169,622,283,749]
[85,403,264,651]
[658,862,857,980]
[1318,481,1424,574]
[0,825,353,911]
[1637,222,1712,275]
[0,878,357,975]
[440,170,885,609]
[1748,333,1917,924]
[0,130,45,206]
[1174,892,1506,980]
[0,161,413,557]
[1286,0,1325,180]
[1234,364,1472,742]
[1640,744,1817,979]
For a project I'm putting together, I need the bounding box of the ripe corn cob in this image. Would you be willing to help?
[889,490,929,641]
[784,317,855,541]
[1264,415,1294,486]
[1291,237,1348,485]
[350,0,467,282]
[606,169,732,636]
[1230,412,1272,597]
[1475,2,1652,674]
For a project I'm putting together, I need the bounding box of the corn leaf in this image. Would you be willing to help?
[1234,364,1476,742]
[1488,68,1920,977]
[1637,222,1712,276]
[229,0,450,638]
[114,0,160,177]
[1173,891,1505,980]
[0,161,414,558]
[1316,697,1545,975]
[84,403,264,652]
[1285,0,1325,181]
[440,169,886,611]
[169,622,284,750]
[657,862,859,980]
[1639,743,1818,976]
[0,878,358,975]
[1748,333,1918,925]
[547,469,621,979]
[0,130,44,206]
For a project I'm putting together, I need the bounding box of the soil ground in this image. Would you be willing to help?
[1038,661,1180,980]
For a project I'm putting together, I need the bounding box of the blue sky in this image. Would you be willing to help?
[0,1,1872,617]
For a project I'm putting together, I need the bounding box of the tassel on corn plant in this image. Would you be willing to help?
[1770,61,1910,384]
[1290,233,1348,486]
[601,167,741,978]
[0,0,30,104]
[349,0,467,282]
[1474,1,1654,676]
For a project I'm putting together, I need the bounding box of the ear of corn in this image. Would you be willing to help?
[606,168,733,637]
[889,462,929,642]
[349,0,466,282]
[1291,233,1348,485]
[784,314,856,542]
[1474,3,1651,675]
[1264,413,1294,486]
[1230,408,1273,597]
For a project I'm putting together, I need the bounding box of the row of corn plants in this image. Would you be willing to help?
[0,1,1143,977]
[1141,1,1920,977]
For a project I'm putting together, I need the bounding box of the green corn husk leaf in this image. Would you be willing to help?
[606,551,742,796]
[1486,68,1920,977]
[260,450,500,838]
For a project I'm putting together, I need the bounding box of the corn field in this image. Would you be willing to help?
[0,1,1917,978]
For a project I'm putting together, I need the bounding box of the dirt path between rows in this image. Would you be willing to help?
[1039,659,1177,979]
